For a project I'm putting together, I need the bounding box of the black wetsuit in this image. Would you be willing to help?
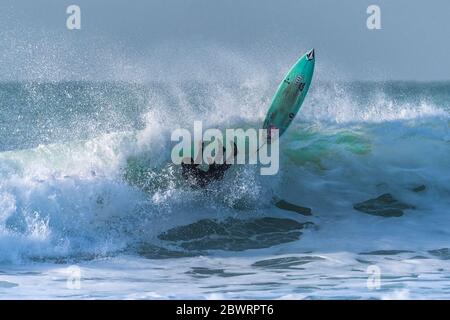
[182,163,207,188]
[182,162,231,188]
[207,163,231,181]
[181,144,236,188]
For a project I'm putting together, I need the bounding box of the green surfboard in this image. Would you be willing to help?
[176,49,315,162]
[263,49,315,142]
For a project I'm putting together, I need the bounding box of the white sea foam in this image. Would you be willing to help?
[0,63,448,298]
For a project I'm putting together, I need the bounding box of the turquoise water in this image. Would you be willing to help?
[0,81,449,299]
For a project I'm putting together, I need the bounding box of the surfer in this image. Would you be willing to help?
[207,142,237,181]
[181,142,237,188]
[181,158,208,188]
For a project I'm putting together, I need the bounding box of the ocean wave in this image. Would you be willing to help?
[0,81,448,262]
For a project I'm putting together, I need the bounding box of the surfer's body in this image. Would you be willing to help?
[181,159,231,188]
[181,142,237,188]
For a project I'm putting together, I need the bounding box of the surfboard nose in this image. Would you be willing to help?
[306,48,315,61]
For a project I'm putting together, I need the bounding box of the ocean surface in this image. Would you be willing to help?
[0,80,449,299]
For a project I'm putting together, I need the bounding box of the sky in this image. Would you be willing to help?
[0,0,449,81]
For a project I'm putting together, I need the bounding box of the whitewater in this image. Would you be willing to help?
[0,79,449,299]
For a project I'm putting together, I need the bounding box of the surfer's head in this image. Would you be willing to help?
[230,142,238,157]
[224,142,238,164]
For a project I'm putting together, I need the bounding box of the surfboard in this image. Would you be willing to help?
[263,49,315,142]
[176,49,315,163]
